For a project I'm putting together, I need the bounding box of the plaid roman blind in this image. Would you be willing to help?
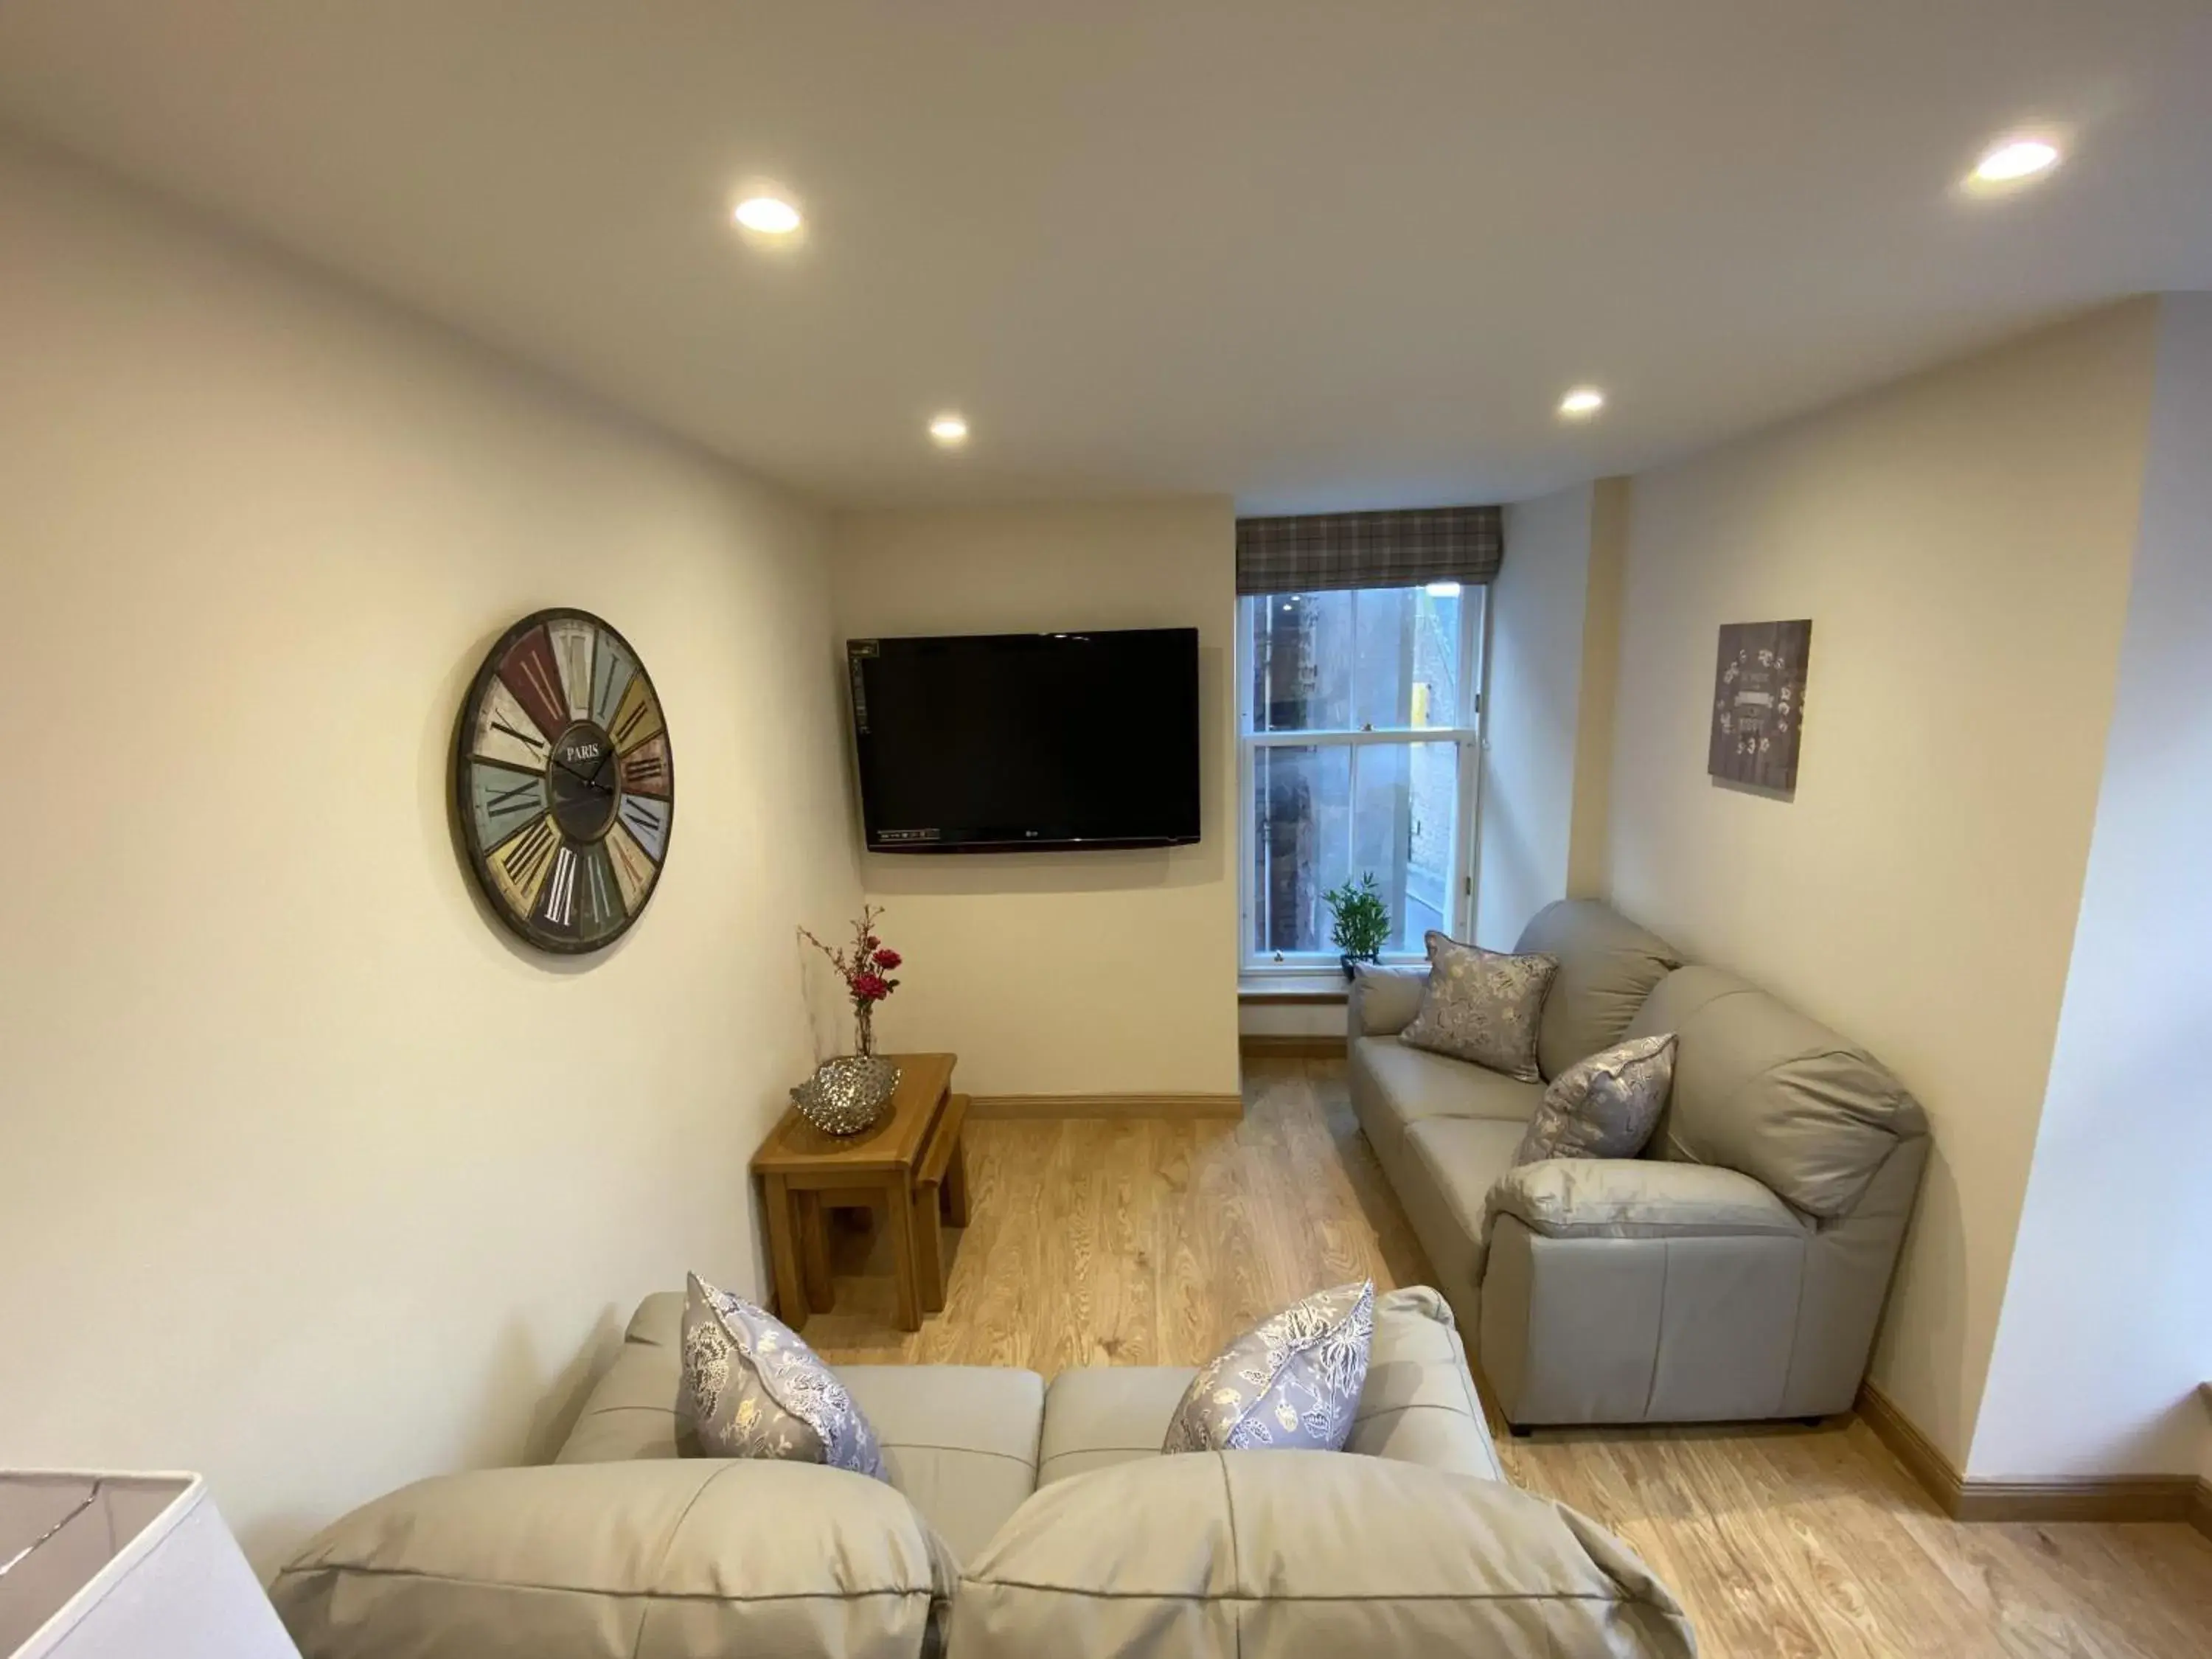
[1234,504,1504,596]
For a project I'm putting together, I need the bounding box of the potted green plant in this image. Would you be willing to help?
[1322,872,1391,981]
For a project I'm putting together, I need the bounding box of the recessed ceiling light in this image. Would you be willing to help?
[733,195,802,234]
[928,413,970,448]
[1558,386,1606,420]
[1969,137,2062,187]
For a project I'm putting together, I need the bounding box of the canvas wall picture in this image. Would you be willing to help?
[1708,619,1812,791]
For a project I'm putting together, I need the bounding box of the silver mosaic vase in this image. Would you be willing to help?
[792,1054,901,1136]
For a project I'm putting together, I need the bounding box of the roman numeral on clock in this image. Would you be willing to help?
[486,777,540,818]
[541,845,578,928]
[489,815,560,916]
[618,737,669,797]
[617,793,670,862]
[582,846,619,926]
[493,720,545,755]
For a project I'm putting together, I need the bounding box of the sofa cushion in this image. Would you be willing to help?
[557,1291,693,1464]
[682,1274,886,1479]
[1344,1285,1504,1481]
[1516,900,1684,1081]
[949,1453,1695,1659]
[1628,966,1928,1218]
[1041,1288,1505,1489]
[1399,933,1559,1082]
[838,1366,1045,1564]
[1347,962,1427,1037]
[269,1461,957,1659]
[557,1293,1048,1562]
[1405,1116,1531,1265]
[1515,1033,1677,1164]
[1350,1033,1544,1166]
[1164,1281,1375,1453]
[1039,1366,1198,1486]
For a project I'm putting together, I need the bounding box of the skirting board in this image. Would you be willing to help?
[1239,1034,1347,1060]
[1857,1380,2212,1536]
[967,1093,1244,1121]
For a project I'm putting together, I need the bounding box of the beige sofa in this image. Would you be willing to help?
[1350,900,1929,1430]
[552,1284,1507,1558]
[272,1285,1696,1658]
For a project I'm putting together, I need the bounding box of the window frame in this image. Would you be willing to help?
[1234,584,1486,975]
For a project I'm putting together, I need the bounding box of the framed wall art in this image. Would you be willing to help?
[1708,619,1812,792]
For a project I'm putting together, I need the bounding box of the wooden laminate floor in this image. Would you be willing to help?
[807,1059,2212,1658]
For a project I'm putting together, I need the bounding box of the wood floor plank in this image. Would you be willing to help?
[804,1060,2212,1656]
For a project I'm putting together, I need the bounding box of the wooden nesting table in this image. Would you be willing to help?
[751,1052,969,1332]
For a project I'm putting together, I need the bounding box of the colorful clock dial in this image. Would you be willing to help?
[453,609,673,953]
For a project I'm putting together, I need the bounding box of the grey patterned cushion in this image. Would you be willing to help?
[1162,1281,1375,1453]
[1398,933,1559,1083]
[1514,1033,1677,1164]
[681,1273,887,1481]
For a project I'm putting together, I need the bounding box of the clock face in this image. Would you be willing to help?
[453,609,673,953]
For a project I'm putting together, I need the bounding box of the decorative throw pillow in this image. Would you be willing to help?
[1397,932,1559,1083]
[1514,1032,1677,1165]
[680,1273,887,1481]
[1162,1281,1374,1453]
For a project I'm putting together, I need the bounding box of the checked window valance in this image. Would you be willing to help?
[1234,504,1503,596]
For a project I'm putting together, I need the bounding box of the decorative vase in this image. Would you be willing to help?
[792,1053,901,1137]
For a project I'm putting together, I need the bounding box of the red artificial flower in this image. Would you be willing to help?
[872,948,902,970]
[849,972,891,1002]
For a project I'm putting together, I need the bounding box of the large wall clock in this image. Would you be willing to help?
[453,608,673,953]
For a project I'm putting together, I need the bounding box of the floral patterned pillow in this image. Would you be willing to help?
[1162,1281,1375,1454]
[680,1273,886,1481]
[1514,1032,1677,1164]
[1398,932,1559,1082]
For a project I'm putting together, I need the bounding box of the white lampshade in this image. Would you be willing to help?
[0,1472,298,1659]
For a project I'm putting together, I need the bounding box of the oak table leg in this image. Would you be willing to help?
[883,1171,922,1332]
[942,1121,970,1226]
[762,1173,807,1331]
[912,1180,946,1314]
[795,1189,835,1312]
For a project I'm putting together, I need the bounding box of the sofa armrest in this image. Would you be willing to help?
[1487,1159,1804,1242]
[1349,964,1428,1037]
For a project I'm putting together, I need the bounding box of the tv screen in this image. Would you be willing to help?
[848,627,1200,852]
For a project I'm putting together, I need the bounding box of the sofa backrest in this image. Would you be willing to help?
[557,1290,693,1464]
[1625,966,1927,1220]
[951,1451,1696,1659]
[1514,900,1683,1081]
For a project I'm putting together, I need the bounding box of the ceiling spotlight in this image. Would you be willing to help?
[1558,386,1606,420]
[733,195,802,234]
[1969,137,2062,187]
[928,413,970,448]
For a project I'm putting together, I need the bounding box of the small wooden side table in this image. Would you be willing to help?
[751,1052,959,1333]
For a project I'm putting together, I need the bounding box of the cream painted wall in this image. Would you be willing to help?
[1969,295,2212,1481]
[0,141,859,1567]
[1565,478,1628,897]
[828,503,1240,1099]
[1604,301,2159,1465]
[1475,485,1596,949]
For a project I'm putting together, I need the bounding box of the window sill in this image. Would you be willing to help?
[1237,974,1349,1005]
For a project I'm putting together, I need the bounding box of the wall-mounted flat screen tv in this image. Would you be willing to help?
[847,627,1200,852]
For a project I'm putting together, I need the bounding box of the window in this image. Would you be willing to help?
[1237,583,1483,969]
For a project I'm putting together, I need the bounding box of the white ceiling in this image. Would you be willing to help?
[2,1,2209,511]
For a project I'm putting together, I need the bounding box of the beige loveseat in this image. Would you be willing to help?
[271,1286,1696,1658]
[1350,900,1930,1430]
